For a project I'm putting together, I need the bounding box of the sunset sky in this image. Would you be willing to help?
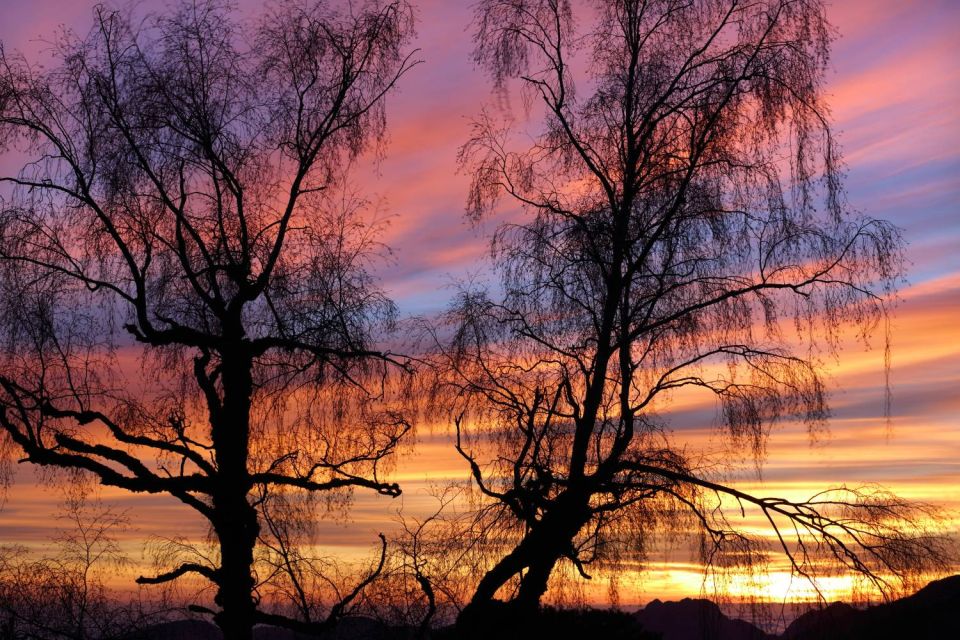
[0,0,957,607]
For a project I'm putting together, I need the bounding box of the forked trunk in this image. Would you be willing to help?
[459,491,590,626]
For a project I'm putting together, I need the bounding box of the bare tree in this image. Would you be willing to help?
[0,489,173,640]
[367,488,482,634]
[445,0,950,625]
[252,485,392,633]
[0,1,418,637]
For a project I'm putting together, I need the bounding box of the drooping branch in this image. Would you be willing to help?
[39,402,215,476]
[619,460,948,596]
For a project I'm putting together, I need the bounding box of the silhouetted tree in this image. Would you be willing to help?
[0,489,173,639]
[363,487,480,633]
[0,1,417,637]
[252,485,392,632]
[446,0,949,624]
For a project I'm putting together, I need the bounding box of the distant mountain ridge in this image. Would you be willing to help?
[780,574,960,639]
[635,597,772,639]
[634,574,960,640]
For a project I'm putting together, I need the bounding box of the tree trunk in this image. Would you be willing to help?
[459,491,590,626]
[213,504,259,640]
[210,349,259,640]
[513,552,559,612]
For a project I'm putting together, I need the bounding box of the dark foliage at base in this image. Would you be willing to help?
[442,605,659,640]
[18,575,959,640]
[126,608,658,640]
